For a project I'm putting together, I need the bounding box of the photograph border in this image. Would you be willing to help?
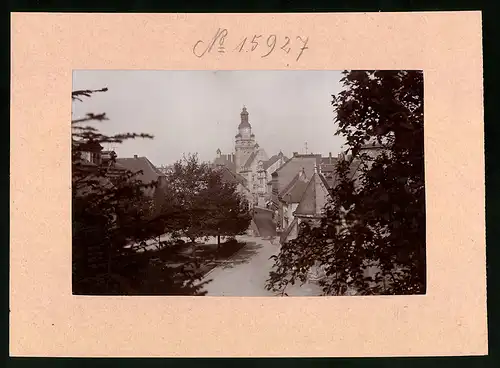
[7,3,494,364]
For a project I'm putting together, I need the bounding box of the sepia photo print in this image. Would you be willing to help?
[72,70,425,297]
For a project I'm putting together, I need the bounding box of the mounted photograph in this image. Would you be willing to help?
[72,70,425,297]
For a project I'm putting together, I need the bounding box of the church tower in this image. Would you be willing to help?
[235,106,256,172]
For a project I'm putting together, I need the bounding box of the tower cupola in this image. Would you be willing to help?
[238,106,251,129]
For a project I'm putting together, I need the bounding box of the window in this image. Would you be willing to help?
[90,152,101,164]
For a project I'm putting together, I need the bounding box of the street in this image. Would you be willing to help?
[200,235,323,296]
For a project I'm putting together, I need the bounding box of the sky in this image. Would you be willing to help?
[72,70,346,166]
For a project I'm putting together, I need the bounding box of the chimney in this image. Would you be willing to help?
[134,154,138,159]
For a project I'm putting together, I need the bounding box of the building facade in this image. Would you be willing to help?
[214,106,287,208]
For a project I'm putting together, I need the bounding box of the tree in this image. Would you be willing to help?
[160,154,213,243]
[202,168,252,247]
[266,70,425,295]
[72,88,208,295]
[161,154,252,246]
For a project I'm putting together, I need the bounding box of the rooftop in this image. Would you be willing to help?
[116,155,164,185]
[216,165,248,188]
[263,152,287,171]
[214,154,236,172]
[294,171,331,218]
[271,154,321,193]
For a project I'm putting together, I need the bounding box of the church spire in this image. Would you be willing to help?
[238,106,251,129]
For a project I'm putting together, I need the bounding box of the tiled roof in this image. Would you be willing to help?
[320,163,336,172]
[318,173,331,192]
[294,172,331,218]
[275,154,321,173]
[278,168,309,202]
[111,161,127,171]
[263,154,283,170]
[214,155,236,172]
[263,155,278,170]
[242,151,258,169]
[217,165,248,188]
[323,176,336,188]
[272,154,321,193]
[116,156,164,185]
[278,173,300,197]
[321,158,362,186]
[319,161,337,188]
[285,179,309,203]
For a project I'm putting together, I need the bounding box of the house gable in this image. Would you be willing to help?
[278,169,309,204]
[115,156,165,196]
[273,154,321,194]
[294,172,331,218]
[217,165,248,188]
[116,156,163,184]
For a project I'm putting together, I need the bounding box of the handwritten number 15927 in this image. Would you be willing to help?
[193,29,309,62]
[234,34,307,61]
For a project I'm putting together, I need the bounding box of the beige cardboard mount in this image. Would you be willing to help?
[10,12,486,357]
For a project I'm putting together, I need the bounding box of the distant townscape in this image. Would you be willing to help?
[79,106,383,247]
[72,70,425,297]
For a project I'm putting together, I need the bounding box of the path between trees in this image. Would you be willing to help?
[200,235,323,296]
[252,208,276,237]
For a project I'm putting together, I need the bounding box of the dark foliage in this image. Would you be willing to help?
[267,70,425,296]
[72,88,207,295]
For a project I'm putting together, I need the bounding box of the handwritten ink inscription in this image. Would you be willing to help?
[193,28,309,62]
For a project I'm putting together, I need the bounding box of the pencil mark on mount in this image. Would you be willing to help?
[261,35,277,58]
[193,29,310,62]
[193,28,228,58]
[295,36,309,61]
[280,36,291,54]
